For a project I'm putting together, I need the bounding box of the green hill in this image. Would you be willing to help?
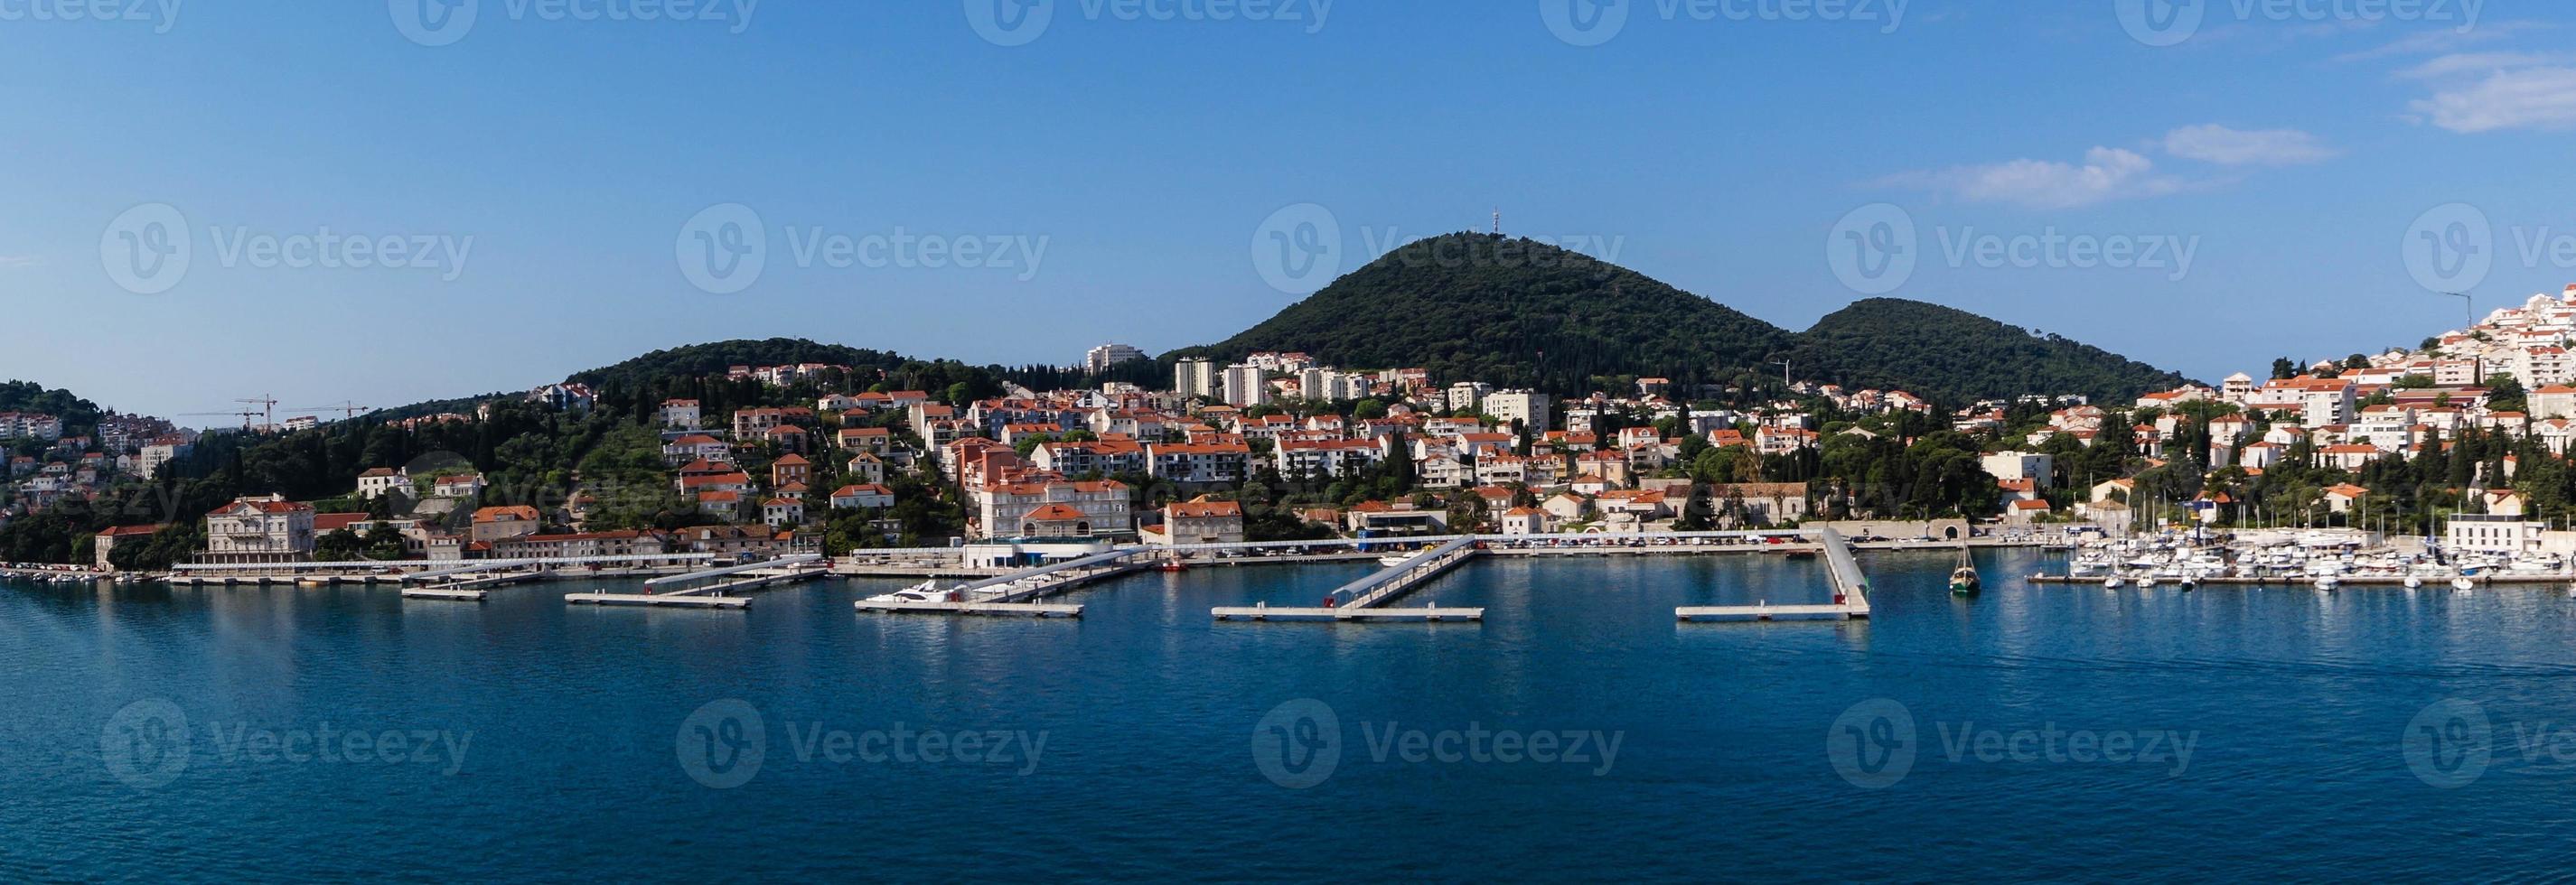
[1180,232,2191,404]
[567,338,918,389]
[1790,299,2192,404]
[1180,233,1795,394]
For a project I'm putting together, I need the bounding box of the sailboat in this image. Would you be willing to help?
[1949,545,1981,595]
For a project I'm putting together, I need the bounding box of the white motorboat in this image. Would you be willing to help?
[2103,575,2124,589]
[2453,575,2478,592]
[2315,574,2340,591]
[868,580,953,603]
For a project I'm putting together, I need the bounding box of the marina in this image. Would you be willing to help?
[14,549,2574,880]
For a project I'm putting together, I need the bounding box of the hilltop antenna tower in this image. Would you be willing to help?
[1493,209,1501,236]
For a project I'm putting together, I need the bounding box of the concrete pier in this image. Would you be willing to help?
[856,548,1151,618]
[1675,528,1873,623]
[567,555,826,609]
[853,600,1085,618]
[1213,536,1486,623]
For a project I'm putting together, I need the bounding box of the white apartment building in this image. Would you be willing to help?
[1174,358,1220,399]
[1222,364,1269,407]
[1980,452,2054,483]
[1447,382,1493,414]
[1276,438,1385,477]
[1146,442,1252,484]
[660,399,703,429]
[1483,390,1551,433]
[1086,343,1147,374]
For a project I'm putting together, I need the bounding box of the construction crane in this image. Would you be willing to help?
[180,409,263,431]
[235,396,278,431]
[290,401,374,419]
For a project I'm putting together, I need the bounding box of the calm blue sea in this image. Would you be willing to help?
[5,549,2572,882]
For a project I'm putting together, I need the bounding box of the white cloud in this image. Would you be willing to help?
[2397,51,2571,79]
[2407,62,2576,133]
[1884,147,2186,210]
[0,255,41,268]
[2332,21,2551,63]
[2161,125,2339,165]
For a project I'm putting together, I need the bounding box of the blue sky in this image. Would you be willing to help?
[7,1,2576,420]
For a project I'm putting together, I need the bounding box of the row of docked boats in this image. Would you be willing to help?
[2065,535,2558,592]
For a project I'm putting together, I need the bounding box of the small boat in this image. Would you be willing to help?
[1157,557,1189,573]
[2404,575,2422,590]
[868,580,951,603]
[2177,573,2199,591]
[1948,546,1981,596]
[1378,554,1415,568]
[2453,575,2478,592]
[2104,575,2125,590]
[2315,574,2340,591]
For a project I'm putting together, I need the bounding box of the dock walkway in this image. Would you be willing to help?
[1214,536,1485,623]
[1676,528,1874,622]
[566,555,826,609]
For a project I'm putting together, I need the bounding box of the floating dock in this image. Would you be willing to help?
[856,548,1149,618]
[853,600,1084,618]
[567,555,825,609]
[1676,528,1872,622]
[1215,536,1485,623]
